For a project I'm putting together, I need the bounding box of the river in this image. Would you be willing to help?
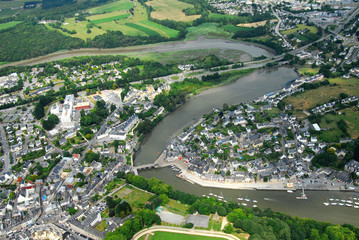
[135,67,359,226]
[1,38,274,68]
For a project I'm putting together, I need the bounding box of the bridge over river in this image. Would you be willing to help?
[132,151,180,175]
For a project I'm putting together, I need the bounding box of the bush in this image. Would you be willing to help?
[183,222,194,228]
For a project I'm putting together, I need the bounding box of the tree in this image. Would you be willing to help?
[67,207,78,215]
[224,223,234,233]
[159,194,169,204]
[33,104,45,120]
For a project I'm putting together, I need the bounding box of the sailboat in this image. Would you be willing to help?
[296,184,307,200]
[323,199,330,206]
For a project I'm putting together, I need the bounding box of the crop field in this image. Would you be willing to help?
[0,21,22,30]
[146,0,200,21]
[91,13,130,24]
[237,20,270,27]
[140,20,179,38]
[89,0,134,14]
[282,24,318,35]
[126,22,161,36]
[222,25,252,33]
[0,0,29,8]
[186,23,232,40]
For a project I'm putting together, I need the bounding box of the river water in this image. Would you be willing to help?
[135,67,359,226]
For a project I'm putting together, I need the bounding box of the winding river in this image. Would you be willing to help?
[6,37,358,226]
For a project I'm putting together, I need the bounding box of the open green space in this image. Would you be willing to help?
[0,21,22,30]
[298,67,320,75]
[146,0,200,22]
[152,231,226,240]
[282,24,318,35]
[284,77,359,117]
[49,18,106,40]
[140,20,179,38]
[89,0,134,14]
[186,23,232,40]
[0,0,29,8]
[95,220,108,232]
[113,185,153,209]
[164,199,188,215]
[91,13,130,24]
[125,22,161,37]
[221,25,253,33]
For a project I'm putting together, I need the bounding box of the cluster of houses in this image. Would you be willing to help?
[311,96,358,114]
[164,73,357,184]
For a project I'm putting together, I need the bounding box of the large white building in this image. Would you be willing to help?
[61,95,75,129]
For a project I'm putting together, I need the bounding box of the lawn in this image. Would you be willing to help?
[152,231,226,240]
[113,185,153,208]
[171,76,180,80]
[0,21,22,30]
[0,0,29,8]
[52,18,106,40]
[237,20,270,27]
[284,77,359,116]
[186,23,232,40]
[95,220,108,232]
[89,0,134,14]
[91,13,130,24]
[282,24,318,35]
[298,67,320,76]
[164,199,188,215]
[319,107,359,141]
[146,0,200,22]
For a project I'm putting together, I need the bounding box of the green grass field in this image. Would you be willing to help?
[186,23,232,40]
[222,25,253,33]
[89,0,134,14]
[140,20,179,38]
[146,0,200,22]
[50,18,106,40]
[91,13,130,24]
[95,220,108,232]
[282,24,318,35]
[0,21,22,30]
[153,231,226,240]
[0,0,29,8]
[298,67,320,75]
[126,22,161,37]
[113,185,153,209]
[284,77,359,118]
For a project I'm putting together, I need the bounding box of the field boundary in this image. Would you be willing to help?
[132,226,241,240]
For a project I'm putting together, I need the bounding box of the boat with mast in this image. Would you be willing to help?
[296,184,307,200]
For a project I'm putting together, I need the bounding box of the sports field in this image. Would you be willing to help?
[146,0,200,21]
[89,0,134,14]
[0,21,22,30]
[152,231,226,240]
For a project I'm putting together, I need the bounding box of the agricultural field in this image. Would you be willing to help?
[51,18,106,40]
[281,24,318,35]
[222,25,252,33]
[284,77,359,117]
[0,0,29,8]
[146,0,200,22]
[186,23,232,40]
[0,21,22,30]
[90,12,131,24]
[237,20,271,27]
[151,231,226,240]
[89,0,134,14]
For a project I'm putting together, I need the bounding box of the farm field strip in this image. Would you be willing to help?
[125,23,161,37]
[0,21,22,30]
[89,0,134,14]
[91,13,131,24]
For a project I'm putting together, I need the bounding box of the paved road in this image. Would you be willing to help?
[132,226,241,240]
[272,6,290,47]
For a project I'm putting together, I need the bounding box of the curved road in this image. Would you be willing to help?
[132,226,241,240]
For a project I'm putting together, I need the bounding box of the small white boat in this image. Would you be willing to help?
[237,198,243,201]
[213,194,218,197]
[202,195,206,197]
[223,200,227,203]
[347,200,353,203]
[287,190,293,193]
[253,200,257,203]
[253,205,257,207]
[329,198,334,201]
[354,202,359,205]
[242,203,247,206]
[353,198,357,200]
[354,206,359,209]
[339,203,345,206]
[335,199,339,201]
[346,204,353,207]
[331,202,337,205]
[245,198,250,202]
[341,199,346,202]
[209,193,213,196]
[324,202,330,206]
